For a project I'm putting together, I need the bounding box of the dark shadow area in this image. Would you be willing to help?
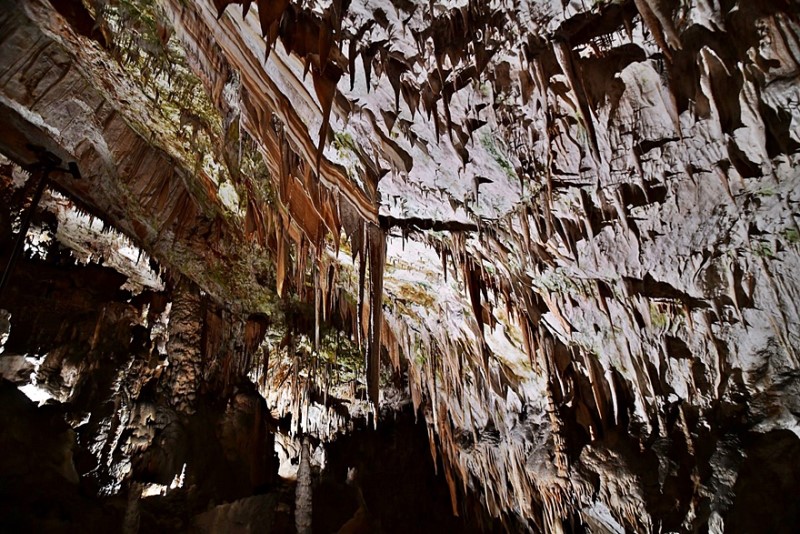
[313,407,506,533]
[726,429,800,534]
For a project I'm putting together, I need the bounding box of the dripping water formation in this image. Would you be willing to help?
[1,0,800,532]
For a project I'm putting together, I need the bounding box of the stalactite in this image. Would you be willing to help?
[552,39,601,165]
[366,224,386,411]
[276,224,288,297]
[634,0,682,54]
[6,0,800,529]
[356,235,367,349]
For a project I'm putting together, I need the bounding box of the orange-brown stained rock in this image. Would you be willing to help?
[366,223,385,410]
[257,0,290,37]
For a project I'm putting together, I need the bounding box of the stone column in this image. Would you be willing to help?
[295,437,312,534]
[163,278,202,414]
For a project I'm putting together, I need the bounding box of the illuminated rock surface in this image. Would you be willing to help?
[1,0,799,531]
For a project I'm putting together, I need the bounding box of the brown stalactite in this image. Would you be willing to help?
[366,223,386,411]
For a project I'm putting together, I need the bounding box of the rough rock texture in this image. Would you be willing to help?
[163,277,202,414]
[2,0,800,532]
[0,158,280,529]
[168,0,800,529]
[0,0,279,312]
[295,437,313,534]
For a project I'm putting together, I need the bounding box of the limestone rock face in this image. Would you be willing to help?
[1,0,800,531]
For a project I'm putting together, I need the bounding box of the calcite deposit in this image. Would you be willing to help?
[1,0,799,532]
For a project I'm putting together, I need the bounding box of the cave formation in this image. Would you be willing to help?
[1,0,800,532]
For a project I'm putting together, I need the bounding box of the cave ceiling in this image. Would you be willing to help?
[1,0,800,531]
